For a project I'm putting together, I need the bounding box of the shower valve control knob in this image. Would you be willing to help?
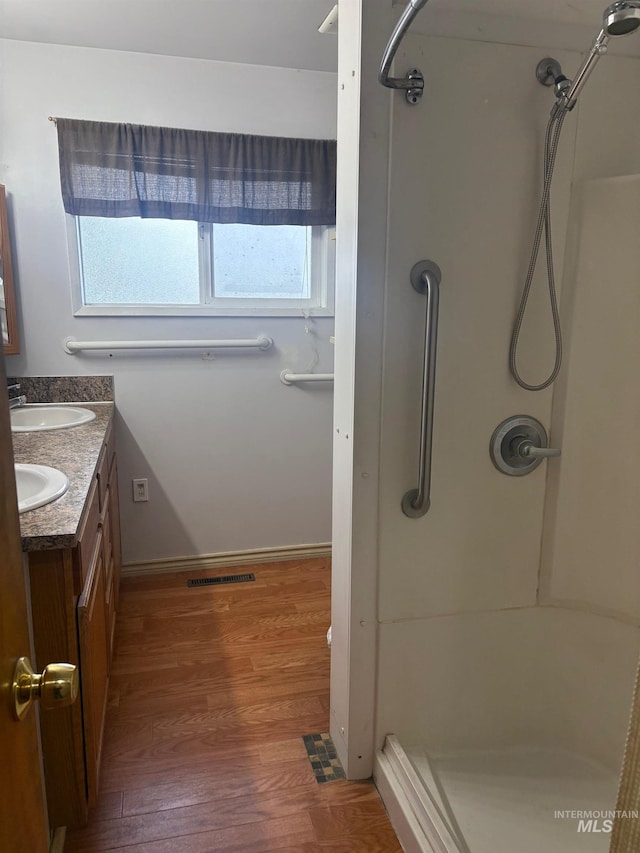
[490,415,561,476]
[519,442,561,459]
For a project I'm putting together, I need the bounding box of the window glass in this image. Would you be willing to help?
[212,224,310,300]
[71,217,333,316]
[78,217,200,304]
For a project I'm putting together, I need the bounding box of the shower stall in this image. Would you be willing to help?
[330,2,640,852]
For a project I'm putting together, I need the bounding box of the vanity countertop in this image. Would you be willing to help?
[12,403,114,551]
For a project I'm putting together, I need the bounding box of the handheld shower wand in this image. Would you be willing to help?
[555,2,640,111]
[510,1,640,391]
[558,29,610,111]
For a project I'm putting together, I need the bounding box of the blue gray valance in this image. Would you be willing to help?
[56,118,336,226]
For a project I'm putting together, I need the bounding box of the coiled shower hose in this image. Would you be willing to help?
[509,107,568,391]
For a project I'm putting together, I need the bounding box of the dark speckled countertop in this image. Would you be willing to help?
[12,403,114,552]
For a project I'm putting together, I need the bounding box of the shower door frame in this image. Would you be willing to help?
[329,0,394,778]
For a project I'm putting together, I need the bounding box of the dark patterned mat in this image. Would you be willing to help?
[302,733,346,783]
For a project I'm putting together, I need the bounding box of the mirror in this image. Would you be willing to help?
[0,185,19,355]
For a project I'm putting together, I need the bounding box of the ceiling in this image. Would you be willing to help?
[412,0,640,57]
[1,0,640,71]
[0,0,339,72]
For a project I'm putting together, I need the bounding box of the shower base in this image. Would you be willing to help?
[374,735,618,853]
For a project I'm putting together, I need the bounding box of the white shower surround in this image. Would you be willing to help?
[378,608,639,768]
[377,606,639,851]
[366,22,640,853]
[374,608,640,851]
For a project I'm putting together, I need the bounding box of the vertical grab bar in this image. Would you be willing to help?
[402,260,442,518]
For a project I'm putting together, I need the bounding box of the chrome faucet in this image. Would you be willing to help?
[7,383,26,409]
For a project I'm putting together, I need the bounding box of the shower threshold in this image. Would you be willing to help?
[374,735,619,853]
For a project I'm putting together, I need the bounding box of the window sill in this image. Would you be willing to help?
[73,305,335,319]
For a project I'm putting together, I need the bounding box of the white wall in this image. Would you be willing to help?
[0,39,337,563]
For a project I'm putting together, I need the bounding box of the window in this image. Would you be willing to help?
[70,217,335,316]
[56,119,337,318]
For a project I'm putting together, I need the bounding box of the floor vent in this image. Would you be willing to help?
[187,573,256,587]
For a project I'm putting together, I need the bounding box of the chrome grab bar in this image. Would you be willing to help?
[402,260,442,518]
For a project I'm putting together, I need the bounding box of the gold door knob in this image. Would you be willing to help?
[12,656,79,721]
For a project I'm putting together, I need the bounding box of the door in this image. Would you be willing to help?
[0,348,49,853]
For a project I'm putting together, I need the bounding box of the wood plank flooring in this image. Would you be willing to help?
[65,558,402,852]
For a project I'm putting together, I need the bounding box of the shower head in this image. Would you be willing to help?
[604,1,640,35]
[555,1,640,111]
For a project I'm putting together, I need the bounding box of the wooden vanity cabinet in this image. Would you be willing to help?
[27,419,121,829]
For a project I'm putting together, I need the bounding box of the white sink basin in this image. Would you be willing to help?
[11,405,96,432]
[15,464,70,514]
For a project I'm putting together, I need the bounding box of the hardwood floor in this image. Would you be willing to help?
[65,558,402,852]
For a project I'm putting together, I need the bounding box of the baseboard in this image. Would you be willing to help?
[122,542,332,577]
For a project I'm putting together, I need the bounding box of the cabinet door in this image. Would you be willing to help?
[102,492,116,667]
[77,528,109,806]
[108,454,122,611]
[73,475,100,595]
